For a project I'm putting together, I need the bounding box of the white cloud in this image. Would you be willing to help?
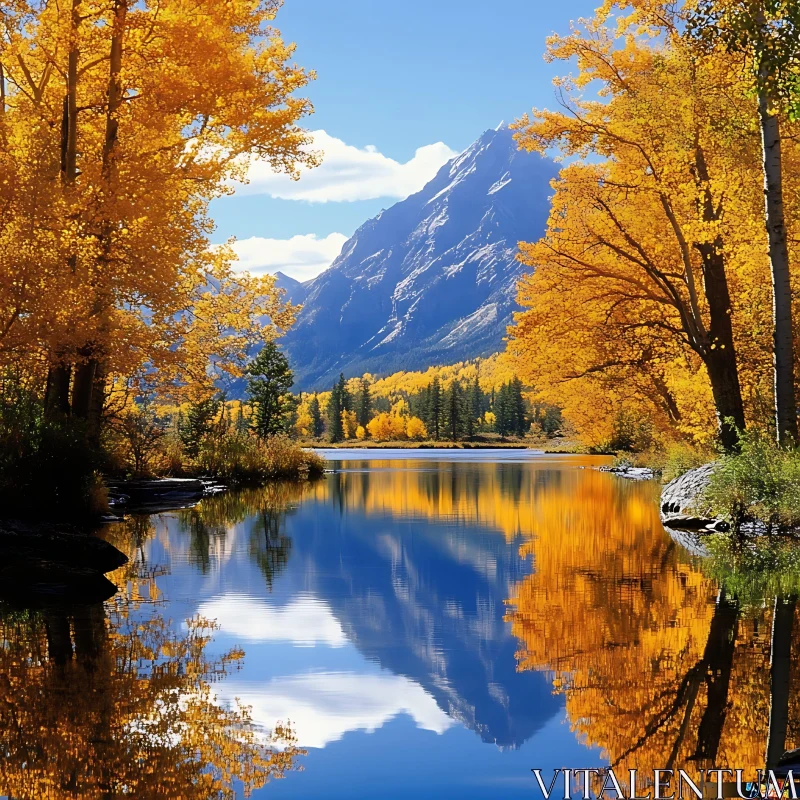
[239,130,458,203]
[217,671,455,749]
[229,232,348,281]
[197,594,347,648]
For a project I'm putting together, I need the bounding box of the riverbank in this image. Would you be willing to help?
[310,438,585,452]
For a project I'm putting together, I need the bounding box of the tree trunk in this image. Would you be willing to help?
[694,144,747,451]
[71,350,97,421]
[692,590,739,762]
[759,90,799,446]
[45,362,72,418]
[766,595,796,768]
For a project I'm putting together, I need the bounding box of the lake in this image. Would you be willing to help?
[0,450,793,799]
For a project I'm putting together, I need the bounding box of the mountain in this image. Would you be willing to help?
[281,125,558,390]
[273,271,308,306]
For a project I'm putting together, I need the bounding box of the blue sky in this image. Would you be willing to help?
[215,0,600,281]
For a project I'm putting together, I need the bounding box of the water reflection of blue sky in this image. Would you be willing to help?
[135,456,605,798]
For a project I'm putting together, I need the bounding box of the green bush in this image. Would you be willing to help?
[704,432,800,529]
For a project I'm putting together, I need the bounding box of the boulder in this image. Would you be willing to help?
[599,465,656,481]
[659,463,725,531]
[0,520,128,575]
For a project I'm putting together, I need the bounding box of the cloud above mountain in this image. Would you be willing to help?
[238,130,458,203]
[230,232,348,281]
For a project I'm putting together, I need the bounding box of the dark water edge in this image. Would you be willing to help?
[0,451,796,799]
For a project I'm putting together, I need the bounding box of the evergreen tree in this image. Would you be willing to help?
[494,383,514,438]
[355,378,372,428]
[337,373,352,413]
[245,343,295,439]
[466,375,483,439]
[180,396,221,458]
[443,381,465,441]
[309,395,325,439]
[327,376,346,442]
[426,376,443,440]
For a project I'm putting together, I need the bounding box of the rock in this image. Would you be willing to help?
[0,520,128,575]
[106,477,227,511]
[599,465,656,481]
[659,463,727,533]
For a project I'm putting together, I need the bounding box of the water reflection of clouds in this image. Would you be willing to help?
[217,671,455,749]
[198,593,347,647]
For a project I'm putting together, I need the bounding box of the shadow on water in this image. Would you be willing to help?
[0,511,302,799]
[7,454,800,796]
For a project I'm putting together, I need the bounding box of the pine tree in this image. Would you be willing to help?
[327,379,345,443]
[466,375,483,439]
[427,376,443,440]
[443,381,465,441]
[309,395,325,438]
[337,373,352,413]
[246,343,295,439]
[494,383,513,438]
[180,396,221,459]
[356,378,372,428]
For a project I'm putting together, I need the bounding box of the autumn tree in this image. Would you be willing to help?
[0,0,314,443]
[688,0,800,445]
[246,343,295,439]
[509,1,782,451]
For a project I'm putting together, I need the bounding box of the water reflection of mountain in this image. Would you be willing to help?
[284,467,562,749]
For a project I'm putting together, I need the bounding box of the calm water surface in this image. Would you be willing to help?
[1,451,794,798]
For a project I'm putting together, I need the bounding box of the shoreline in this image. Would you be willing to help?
[306,440,585,453]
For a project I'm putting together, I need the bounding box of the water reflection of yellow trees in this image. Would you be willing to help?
[312,458,629,541]
[0,602,302,799]
[507,472,800,778]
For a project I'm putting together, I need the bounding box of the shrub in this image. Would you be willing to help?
[197,433,325,484]
[704,432,800,530]
[0,383,103,518]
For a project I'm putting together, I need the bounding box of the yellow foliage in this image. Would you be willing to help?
[341,409,359,440]
[0,0,315,405]
[356,425,367,440]
[367,412,408,442]
[507,1,796,448]
[405,416,428,441]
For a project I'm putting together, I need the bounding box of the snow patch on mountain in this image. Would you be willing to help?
[281,126,558,389]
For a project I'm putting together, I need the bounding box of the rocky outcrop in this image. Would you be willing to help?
[660,463,729,533]
[0,520,127,606]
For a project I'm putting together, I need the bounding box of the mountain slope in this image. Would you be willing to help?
[282,125,558,390]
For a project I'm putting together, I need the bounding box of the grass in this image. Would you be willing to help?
[196,433,326,484]
[704,431,800,530]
